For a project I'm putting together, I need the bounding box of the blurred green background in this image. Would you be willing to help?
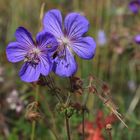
[0,0,140,140]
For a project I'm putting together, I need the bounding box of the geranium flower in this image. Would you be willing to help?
[43,9,96,77]
[97,30,107,46]
[6,27,58,82]
[129,0,140,13]
[134,34,140,44]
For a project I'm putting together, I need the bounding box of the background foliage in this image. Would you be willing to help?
[0,0,140,140]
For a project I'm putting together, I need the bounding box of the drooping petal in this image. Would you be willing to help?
[19,63,40,82]
[39,53,52,76]
[64,13,89,39]
[15,27,34,48]
[43,9,63,39]
[53,47,77,77]
[6,42,29,62]
[36,31,58,52]
[71,37,96,59]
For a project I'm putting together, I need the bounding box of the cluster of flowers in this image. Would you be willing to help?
[6,9,96,82]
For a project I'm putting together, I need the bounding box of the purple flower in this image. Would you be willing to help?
[6,27,58,82]
[129,0,140,13]
[43,9,96,77]
[134,34,140,44]
[97,30,107,46]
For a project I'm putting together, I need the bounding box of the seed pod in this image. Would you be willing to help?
[25,111,42,121]
[70,76,83,94]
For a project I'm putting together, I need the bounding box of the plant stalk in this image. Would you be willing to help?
[65,111,71,140]
[30,85,39,140]
[82,109,85,140]
[108,130,113,140]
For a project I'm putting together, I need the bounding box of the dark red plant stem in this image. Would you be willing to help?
[108,130,112,140]
[65,111,71,140]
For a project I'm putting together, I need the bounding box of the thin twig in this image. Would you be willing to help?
[46,75,63,103]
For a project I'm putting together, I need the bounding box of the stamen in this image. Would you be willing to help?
[47,45,51,48]
[32,48,41,54]
[58,36,71,47]
[24,47,41,65]
[63,37,71,46]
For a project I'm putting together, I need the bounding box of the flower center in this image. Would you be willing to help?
[24,47,41,65]
[62,37,70,46]
[57,36,71,53]
[58,36,71,48]
[53,36,73,61]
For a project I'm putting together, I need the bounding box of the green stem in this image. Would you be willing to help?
[35,85,39,101]
[30,85,39,140]
[82,109,85,140]
[65,111,71,140]
[31,121,36,140]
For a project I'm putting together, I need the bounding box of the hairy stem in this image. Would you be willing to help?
[30,85,39,140]
[65,111,71,140]
[108,130,112,140]
[82,109,85,140]
[31,121,36,140]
